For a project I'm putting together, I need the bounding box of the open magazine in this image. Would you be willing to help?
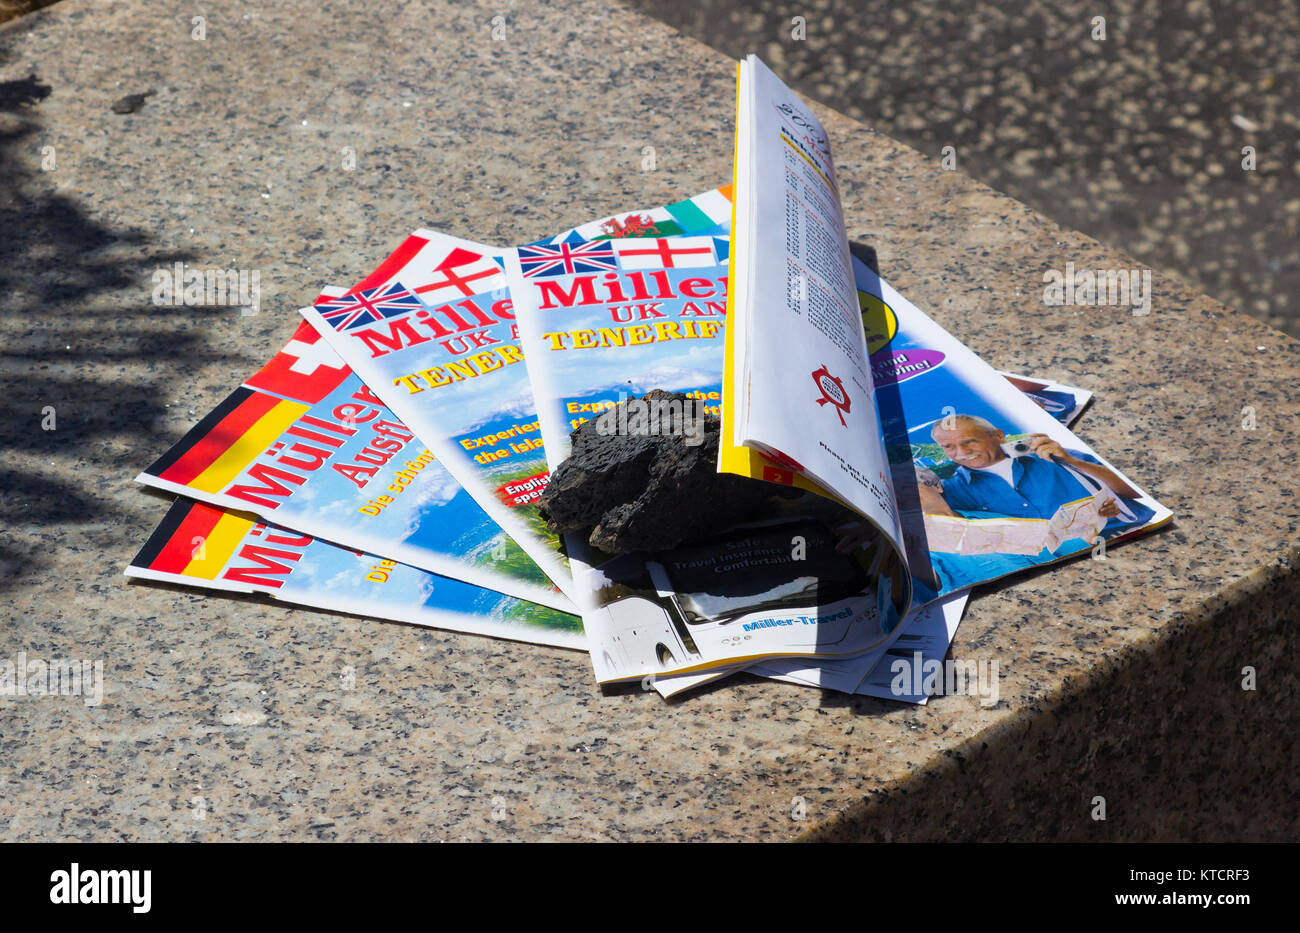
[503,56,1170,684]
[503,192,909,682]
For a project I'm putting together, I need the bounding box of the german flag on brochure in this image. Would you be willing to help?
[138,321,350,495]
[143,387,307,494]
[126,498,588,649]
[126,498,307,593]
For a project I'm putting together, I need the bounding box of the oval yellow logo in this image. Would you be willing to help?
[858,290,897,355]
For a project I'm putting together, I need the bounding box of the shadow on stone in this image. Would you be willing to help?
[799,561,1300,841]
[0,42,233,591]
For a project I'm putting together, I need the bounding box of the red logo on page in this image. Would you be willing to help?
[812,365,851,426]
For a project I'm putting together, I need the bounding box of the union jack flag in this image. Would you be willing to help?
[316,281,423,332]
[517,240,619,278]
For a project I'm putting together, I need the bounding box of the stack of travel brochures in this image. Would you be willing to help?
[126,56,1168,702]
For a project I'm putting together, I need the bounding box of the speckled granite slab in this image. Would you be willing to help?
[0,0,1295,841]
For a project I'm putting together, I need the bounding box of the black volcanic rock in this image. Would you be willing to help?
[538,390,796,554]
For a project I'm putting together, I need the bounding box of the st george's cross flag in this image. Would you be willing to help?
[339,233,505,306]
[411,254,504,305]
[612,236,716,270]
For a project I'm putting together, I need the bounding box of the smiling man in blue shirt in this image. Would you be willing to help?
[930,414,1154,539]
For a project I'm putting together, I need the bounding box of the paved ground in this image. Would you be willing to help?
[628,0,1300,338]
[6,0,1296,335]
[1,0,1297,842]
